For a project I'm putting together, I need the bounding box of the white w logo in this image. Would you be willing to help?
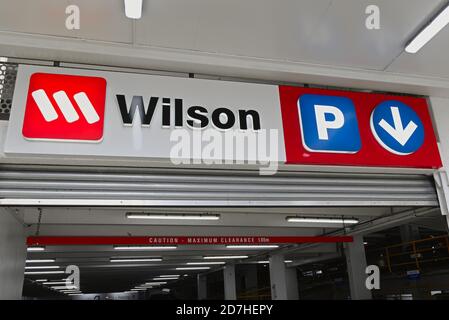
[31,89,100,124]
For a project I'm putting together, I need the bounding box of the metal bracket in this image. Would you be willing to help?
[433,170,449,215]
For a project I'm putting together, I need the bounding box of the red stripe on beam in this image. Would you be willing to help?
[27,236,353,246]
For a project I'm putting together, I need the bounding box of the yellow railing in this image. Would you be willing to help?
[237,286,271,300]
[383,235,449,272]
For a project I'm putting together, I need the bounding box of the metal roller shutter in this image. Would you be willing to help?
[0,165,438,207]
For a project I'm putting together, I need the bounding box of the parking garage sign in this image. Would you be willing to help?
[280,86,441,168]
[4,65,442,169]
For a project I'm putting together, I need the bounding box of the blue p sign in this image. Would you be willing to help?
[298,94,361,153]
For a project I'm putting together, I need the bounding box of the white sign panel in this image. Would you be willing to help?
[4,65,285,167]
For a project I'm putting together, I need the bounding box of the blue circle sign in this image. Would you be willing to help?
[370,100,424,155]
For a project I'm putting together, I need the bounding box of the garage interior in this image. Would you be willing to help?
[0,164,446,300]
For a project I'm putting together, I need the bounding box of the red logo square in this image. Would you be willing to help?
[22,73,107,142]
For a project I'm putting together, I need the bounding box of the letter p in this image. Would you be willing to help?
[314,105,345,140]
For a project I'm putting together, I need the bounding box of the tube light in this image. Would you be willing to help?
[27,247,45,252]
[131,288,147,291]
[26,259,55,263]
[124,0,143,19]
[152,277,179,281]
[257,260,293,264]
[35,279,48,282]
[126,213,220,220]
[405,5,449,53]
[143,282,167,285]
[68,293,83,296]
[186,262,226,265]
[286,217,359,224]
[158,275,180,278]
[25,266,60,270]
[114,246,177,250]
[43,281,71,285]
[52,285,78,290]
[60,288,80,292]
[176,267,211,270]
[24,271,65,275]
[226,245,279,249]
[203,255,248,260]
[110,258,162,262]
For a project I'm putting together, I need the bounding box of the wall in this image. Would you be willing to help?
[429,97,449,224]
[0,207,26,299]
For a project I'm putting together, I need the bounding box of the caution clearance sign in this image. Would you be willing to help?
[26,236,353,246]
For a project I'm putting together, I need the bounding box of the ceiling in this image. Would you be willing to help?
[0,1,448,95]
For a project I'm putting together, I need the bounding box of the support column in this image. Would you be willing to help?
[223,265,237,300]
[197,274,207,300]
[429,97,449,222]
[344,234,372,300]
[0,208,26,299]
[240,264,258,292]
[269,254,299,300]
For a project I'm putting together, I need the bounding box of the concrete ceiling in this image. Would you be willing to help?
[0,1,449,95]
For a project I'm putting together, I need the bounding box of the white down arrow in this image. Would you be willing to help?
[378,107,417,146]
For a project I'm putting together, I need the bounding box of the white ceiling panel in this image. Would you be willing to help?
[387,20,449,78]
[0,2,449,98]
[296,0,445,70]
[134,0,445,70]
[0,0,133,43]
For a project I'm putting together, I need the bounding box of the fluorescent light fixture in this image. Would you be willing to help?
[27,246,45,252]
[226,245,279,249]
[176,267,211,270]
[186,261,226,265]
[286,217,359,224]
[53,285,78,290]
[152,277,179,281]
[43,281,71,285]
[25,266,60,270]
[203,255,248,260]
[35,279,48,282]
[126,213,220,220]
[24,271,64,275]
[158,275,180,278]
[110,258,162,263]
[143,282,167,285]
[405,5,449,53]
[26,259,55,263]
[114,245,177,250]
[68,293,83,296]
[124,0,142,19]
[0,57,8,62]
[60,288,80,292]
[257,260,293,264]
[131,288,147,291]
